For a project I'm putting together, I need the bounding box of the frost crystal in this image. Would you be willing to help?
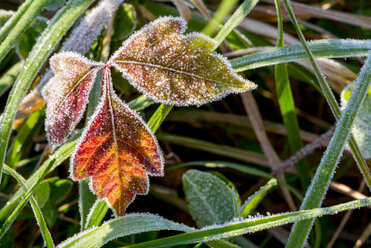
[110,16,256,106]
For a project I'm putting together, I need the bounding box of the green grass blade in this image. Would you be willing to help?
[283,0,371,197]
[84,200,110,229]
[287,53,371,247]
[57,198,371,248]
[0,0,94,185]
[0,60,23,97]
[273,0,310,189]
[124,197,371,248]
[240,178,277,217]
[147,104,173,132]
[0,133,79,226]
[58,213,194,248]
[0,0,50,63]
[0,0,33,42]
[213,0,259,48]
[0,158,55,240]
[157,133,268,166]
[3,164,54,247]
[202,0,239,36]
[231,39,371,72]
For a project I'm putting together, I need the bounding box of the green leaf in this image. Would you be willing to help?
[0,60,23,97]
[112,3,136,41]
[183,170,238,228]
[17,17,48,59]
[41,201,58,228]
[239,178,277,217]
[231,39,371,72]
[50,179,73,203]
[34,181,51,208]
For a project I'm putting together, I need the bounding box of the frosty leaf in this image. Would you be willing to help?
[42,52,103,150]
[109,16,256,106]
[71,68,164,216]
[341,84,371,159]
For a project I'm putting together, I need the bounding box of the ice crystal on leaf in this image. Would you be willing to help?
[109,16,256,106]
[43,16,256,215]
[43,52,104,151]
[71,68,163,216]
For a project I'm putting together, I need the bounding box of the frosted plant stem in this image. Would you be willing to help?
[286,52,371,247]
[281,0,371,191]
[0,0,95,185]
[0,0,50,63]
[3,164,55,248]
[0,0,32,42]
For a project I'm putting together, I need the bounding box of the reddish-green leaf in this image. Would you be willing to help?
[42,52,104,150]
[71,67,164,216]
[109,16,256,106]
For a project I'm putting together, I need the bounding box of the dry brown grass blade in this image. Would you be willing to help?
[326,181,366,248]
[353,221,371,248]
[189,0,212,20]
[13,89,45,128]
[172,0,191,22]
[241,92,297,211]
[261,0,371,29]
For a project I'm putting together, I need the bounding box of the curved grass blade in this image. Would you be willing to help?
[58,198,371,248]
[3,164,54,247]
[57,213,194,248]
[0,159,55,240]
[0,60,23,97]
[0,0,95,185]
[231,39,371,72]
[110,16,256,106]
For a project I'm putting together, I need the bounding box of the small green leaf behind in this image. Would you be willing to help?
[34,181,51,208]
[182,169,238,228]
[341,84,371,159]
[239,178,277,217]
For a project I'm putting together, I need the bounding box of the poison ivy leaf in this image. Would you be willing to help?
[71,68,164,216]
[341,84,371,159]
[109,16,256,106]
[42,52,104,151]
[183,169,238,228]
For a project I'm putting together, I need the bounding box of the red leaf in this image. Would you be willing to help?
[71,67,163,216]
[42,52,104,150]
